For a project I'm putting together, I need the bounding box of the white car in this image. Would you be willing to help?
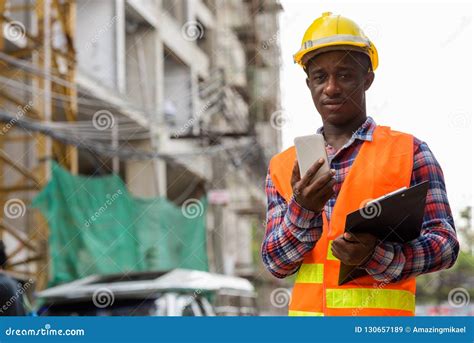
[37,269,258,316]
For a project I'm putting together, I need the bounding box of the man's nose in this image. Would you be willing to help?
[324,75,342,97]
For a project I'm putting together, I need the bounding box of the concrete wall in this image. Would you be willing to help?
[125,25,157,112]
[163,54,193,130]
[76,0,118,89]
[125,141,160,198]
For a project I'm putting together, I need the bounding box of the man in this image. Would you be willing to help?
[0,240,26,316]
[261,12,459,316]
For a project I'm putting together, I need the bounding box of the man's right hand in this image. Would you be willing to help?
[291,158,336,213]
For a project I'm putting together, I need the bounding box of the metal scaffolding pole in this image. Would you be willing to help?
[0,0,78,289]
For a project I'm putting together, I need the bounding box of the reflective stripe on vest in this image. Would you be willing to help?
[327,240,338,261]
[295,264,324,283]
[326,288,415,312]
[288,310,324,316]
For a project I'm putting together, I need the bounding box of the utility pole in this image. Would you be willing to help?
[210,136,226,274]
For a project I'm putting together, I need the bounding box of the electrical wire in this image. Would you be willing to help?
[0,53,204,117]
[1,54,251,153]
[1,53,236,114]
[0,107,151,140]
[1,53,246,136]
[0,74,132,110]
[0,110,256,160]
[0,67,215,129]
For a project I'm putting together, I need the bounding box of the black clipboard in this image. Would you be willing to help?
[338,181,429,285]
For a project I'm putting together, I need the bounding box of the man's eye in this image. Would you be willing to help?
[338,73,351,79]
[313,75,325,81]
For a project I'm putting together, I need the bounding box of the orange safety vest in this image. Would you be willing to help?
[269,125,416,316]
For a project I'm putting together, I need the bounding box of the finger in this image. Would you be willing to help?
[299,158,325,188]
[318,186,335,207]
[334,240,355,262]
[345,232,372,245]
[332,236,353,256]
[305,179,334,205]
[331,236,345,251]
[344,232,367,244]
[308,174,336,195]
[331,243,344,261]
[343,232,359,243]
[306,170,335,193]
[290,159,301,187]
[323,181,336,198]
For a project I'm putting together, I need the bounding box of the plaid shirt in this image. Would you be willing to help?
[262,116,459,282]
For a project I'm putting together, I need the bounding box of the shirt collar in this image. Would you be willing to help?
[317,116,376,142]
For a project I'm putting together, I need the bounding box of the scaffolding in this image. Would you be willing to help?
[0,0,281,293]
[0,0,77,290]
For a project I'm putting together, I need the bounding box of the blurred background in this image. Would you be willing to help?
[0,0,471,316]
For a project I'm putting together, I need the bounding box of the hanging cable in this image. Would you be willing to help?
[0,110,255,161]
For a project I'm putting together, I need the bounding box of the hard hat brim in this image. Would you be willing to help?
[300,45,370,66]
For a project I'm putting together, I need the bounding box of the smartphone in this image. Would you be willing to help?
[294,134,330,181]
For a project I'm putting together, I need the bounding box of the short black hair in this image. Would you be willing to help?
[0,240,7,268]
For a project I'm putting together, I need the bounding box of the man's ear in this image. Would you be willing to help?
[306,77,310,89]
[364,71,375,91]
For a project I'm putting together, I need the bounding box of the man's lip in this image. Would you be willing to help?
[323,104,343,112]
[322,100,345,105]
[322,101,345,112]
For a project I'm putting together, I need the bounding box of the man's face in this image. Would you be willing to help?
[305,50,374,126]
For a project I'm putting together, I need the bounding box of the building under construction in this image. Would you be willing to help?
[0,0,283,313]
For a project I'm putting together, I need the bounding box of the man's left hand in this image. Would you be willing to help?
[331,232,378,266]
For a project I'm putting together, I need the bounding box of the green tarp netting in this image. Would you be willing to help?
[32,162,208,286]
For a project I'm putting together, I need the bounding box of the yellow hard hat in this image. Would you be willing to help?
[293,12,378,71]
